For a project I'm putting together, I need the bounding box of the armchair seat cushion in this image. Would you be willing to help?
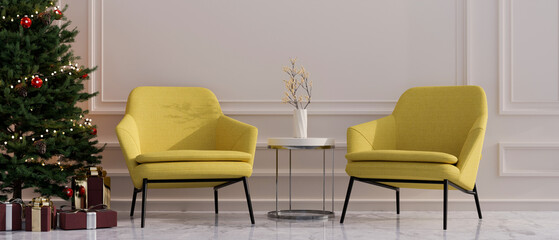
[345,161,470,190]
[346,150,458,164]
[131,162,253,188]
[136,150,252,164]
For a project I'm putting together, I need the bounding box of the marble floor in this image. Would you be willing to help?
[1,211,558,240]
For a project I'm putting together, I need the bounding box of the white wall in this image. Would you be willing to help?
[55,0,559,212]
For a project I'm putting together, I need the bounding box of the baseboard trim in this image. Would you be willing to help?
[54,198,559,212]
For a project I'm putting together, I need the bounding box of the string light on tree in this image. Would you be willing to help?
[0,117,99,147]
[6,62,86,94]
[1,2,58,23]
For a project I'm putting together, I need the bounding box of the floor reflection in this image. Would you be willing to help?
[212,214,254,240]
[0,211,556,240]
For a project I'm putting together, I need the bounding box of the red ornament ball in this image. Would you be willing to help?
[20,16,32,28]
[78,186,86,197]
[53,9,63,20]
[63,187,73,197]
[81,73,88,79]
[91,128,97,135]
[31,76,43,88]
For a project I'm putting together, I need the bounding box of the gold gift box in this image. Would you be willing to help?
[71,166,111,209]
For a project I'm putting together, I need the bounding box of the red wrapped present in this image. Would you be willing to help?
[25,197,56,232]
[87,166,111,209]
[0,200,22,231]
[58,206,117,230]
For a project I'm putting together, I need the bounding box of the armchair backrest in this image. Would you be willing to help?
[125,87,222,154]
[392,86,488,157]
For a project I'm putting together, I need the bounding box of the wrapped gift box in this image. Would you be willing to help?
[0,202,22,231]
[25,206,55,232]
[72,166,111,209]
[58,209,117,230]
[71,176,88,209]
[87,166,111,209]
[25,197,56,232]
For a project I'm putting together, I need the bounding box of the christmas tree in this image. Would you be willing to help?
[0,0,103,201]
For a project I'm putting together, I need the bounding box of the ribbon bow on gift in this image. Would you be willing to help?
[86,166,107,177]
[6,198,24,205]
[74,166,107,179]
[31,197,53,208]
[59,204,108,213]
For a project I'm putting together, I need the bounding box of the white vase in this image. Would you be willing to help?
[293,109,307,138]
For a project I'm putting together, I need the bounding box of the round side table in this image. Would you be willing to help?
[267,137,335,220]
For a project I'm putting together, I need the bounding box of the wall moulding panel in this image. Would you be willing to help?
[88,0,468,115]
[499,142,559,177]
[499,0,559,115]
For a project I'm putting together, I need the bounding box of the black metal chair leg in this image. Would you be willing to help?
[130,188,139,217]
[473,184,482,219]
[396,188,400,214]
[141,178,148,228]
[214,188,219,214]
[443,179,448,230]
[340,177,355,223]
[242,177,255,224]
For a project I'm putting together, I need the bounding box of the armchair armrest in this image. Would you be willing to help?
[116,114,141,173]
[456,121,487,190]
[216,115,258,165]
[347,115,396,154]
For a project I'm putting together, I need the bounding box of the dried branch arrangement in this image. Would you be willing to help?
[282,58,312,109]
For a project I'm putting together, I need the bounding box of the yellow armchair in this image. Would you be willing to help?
[340,86,488,230]
[116,87,258,227]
